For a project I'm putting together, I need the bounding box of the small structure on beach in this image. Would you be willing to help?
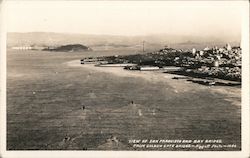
[81,58,106,64]
[162,66,184,72]
[97,63,137,67]
[140,66,160,71]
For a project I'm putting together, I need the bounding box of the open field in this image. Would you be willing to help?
[7,50,241,150]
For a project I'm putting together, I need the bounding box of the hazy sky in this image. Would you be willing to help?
[5,1,244,37]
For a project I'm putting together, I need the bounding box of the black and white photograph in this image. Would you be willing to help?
[0,1,249,158]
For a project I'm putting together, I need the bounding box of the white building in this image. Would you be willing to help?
[192,48,196,56]
[12,46,32,50]
[226,43,232,51]
[204,47,210,51]
[140,66,160,71]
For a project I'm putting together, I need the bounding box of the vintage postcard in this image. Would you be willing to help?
[0,0,249,158]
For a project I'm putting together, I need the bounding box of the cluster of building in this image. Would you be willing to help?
[11,46,33,50]
[191,44,241,67]
[193,66,241,81]
[185,44,241,81]
[11,45,48,51]
[150,44,241,81]
[80,44,241,81]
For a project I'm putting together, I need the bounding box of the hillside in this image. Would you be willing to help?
[44,44,92,52]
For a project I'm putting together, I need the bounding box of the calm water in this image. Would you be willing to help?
[7,50,241,150]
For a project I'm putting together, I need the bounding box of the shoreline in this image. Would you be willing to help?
[66,60,199,87]
[66,60,241,107]
[67,60,241,86]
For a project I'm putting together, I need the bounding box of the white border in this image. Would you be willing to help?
[0,0,7,157]
[0,1,249,158]
[241,2,250,157]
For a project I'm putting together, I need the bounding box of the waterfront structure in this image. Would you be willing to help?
[162,66,183,72]
[140,66,160,71]
[12,46,32,50]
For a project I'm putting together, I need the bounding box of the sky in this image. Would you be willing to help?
[4,1,244,37]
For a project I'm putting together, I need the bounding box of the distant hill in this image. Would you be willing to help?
[44,44,92,52]
[7,32,241,51]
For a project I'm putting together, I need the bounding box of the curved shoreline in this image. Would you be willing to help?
[66,60,241,105]
[66,60,192,88]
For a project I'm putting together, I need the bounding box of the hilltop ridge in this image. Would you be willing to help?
[44,44,92,52]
